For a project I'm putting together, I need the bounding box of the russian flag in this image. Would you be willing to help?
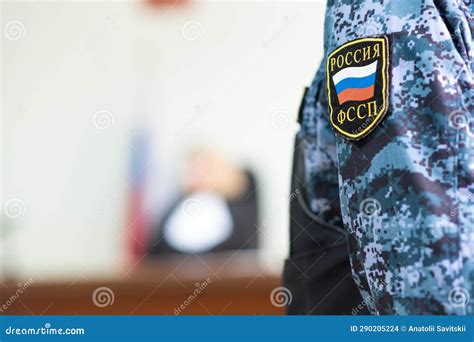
[332,61,377,105]
[125,126,150,262]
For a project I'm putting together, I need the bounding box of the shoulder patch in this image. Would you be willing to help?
[326,36,390,141]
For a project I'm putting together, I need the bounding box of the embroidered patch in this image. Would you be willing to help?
[326,36,390,141]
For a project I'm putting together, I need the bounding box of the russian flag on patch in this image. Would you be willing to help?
[326,36,389,141]
[332,61,377,105]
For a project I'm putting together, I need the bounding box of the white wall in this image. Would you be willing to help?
[1,0,325,280]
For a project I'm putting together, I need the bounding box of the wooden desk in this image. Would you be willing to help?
[0,253,284,315]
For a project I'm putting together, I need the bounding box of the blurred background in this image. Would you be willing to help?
[1,0,325,314]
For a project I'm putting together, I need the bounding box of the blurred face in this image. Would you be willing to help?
[185,149,222,193]
[184,148,247,199]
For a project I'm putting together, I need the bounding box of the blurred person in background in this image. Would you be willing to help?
[148,147,259,255]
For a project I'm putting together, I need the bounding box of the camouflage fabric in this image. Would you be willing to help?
[299,0,474,314]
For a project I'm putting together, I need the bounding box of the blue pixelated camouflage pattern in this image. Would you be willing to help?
[299,0,474,314]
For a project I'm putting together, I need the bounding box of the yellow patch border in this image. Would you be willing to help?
[327,36,389,141]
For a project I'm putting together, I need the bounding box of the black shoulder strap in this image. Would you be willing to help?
[297,86,309,124]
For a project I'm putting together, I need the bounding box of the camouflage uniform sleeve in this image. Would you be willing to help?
[323,0,474,314]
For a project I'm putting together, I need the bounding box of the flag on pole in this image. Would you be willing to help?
[125,127,150,261]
